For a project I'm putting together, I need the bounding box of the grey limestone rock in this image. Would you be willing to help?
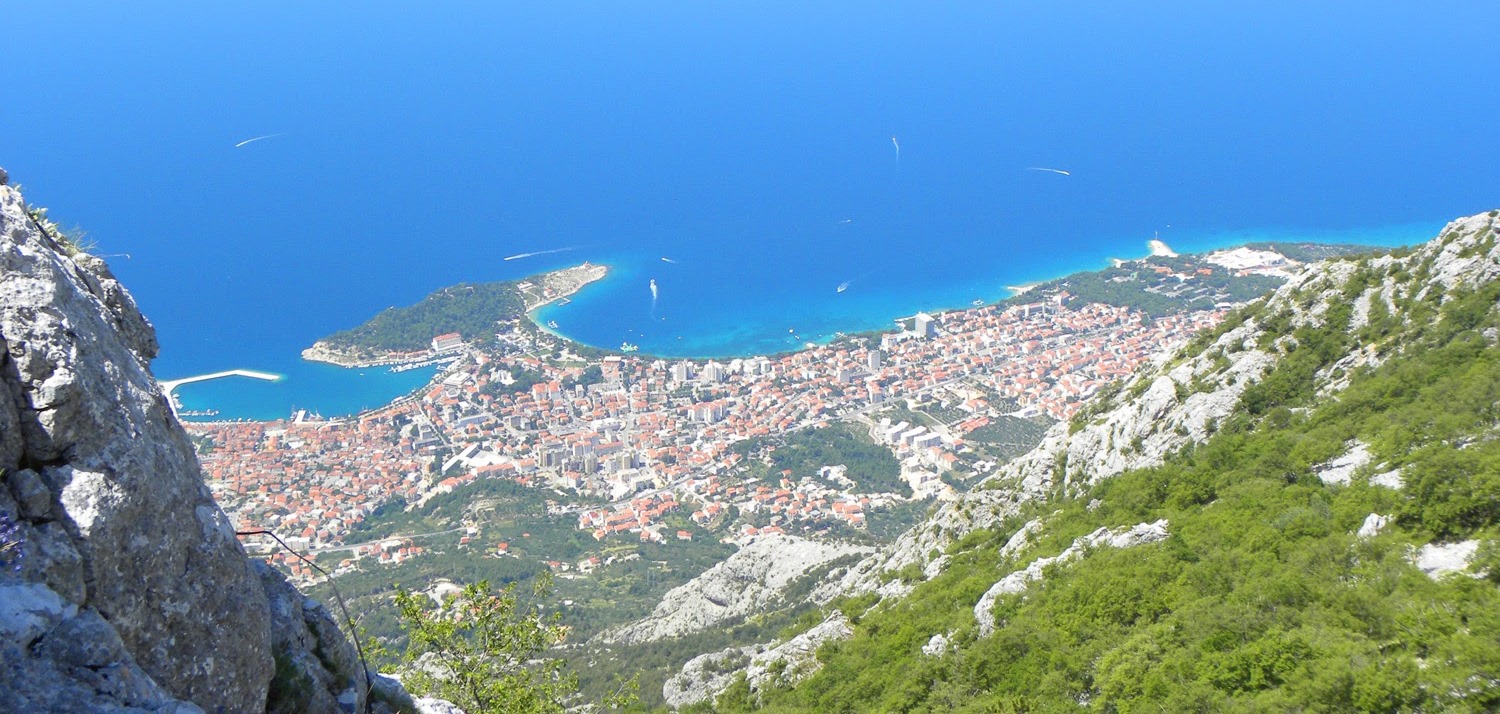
[662,612,856,709]
[7,466,52,518]
[1414,540,1480,580]
[1316,441,1372,486]
[0,582,199,713]
[257,562,369,713]
[921,632,951,657]
[662,646,758,709]
[601,534,871,645]
[0,183,274,710]
[742,611,852,692]
[1369,468,1405,490]
[0,182,451,713]
[1356,513,1390,539]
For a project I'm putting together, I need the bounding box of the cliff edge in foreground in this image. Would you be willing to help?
[0,178,435,712]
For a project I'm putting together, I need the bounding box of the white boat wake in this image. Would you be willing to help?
[836,271,873,294]
[504,246,576,261]
[234,133,285,148]
[1026,166,1071,176]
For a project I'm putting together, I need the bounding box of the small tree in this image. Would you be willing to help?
[395,576,574,714]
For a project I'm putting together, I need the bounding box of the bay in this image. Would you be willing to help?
[7,1,1496,419]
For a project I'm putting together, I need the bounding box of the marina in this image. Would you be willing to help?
[390,354,462,373]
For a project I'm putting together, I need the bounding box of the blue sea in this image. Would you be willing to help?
[9,2,1499,421]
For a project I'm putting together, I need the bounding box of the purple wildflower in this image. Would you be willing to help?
[0,509,23,573]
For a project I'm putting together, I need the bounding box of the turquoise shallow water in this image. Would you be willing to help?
[535,221,1442,360]
[169,363,438,423]
[7,2,1497,420]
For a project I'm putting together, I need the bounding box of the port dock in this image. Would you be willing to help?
[160,369,281,416]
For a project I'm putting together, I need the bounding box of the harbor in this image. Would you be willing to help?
[159,369,282,416]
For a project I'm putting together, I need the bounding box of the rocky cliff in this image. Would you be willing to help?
[599,534,870,646]
[0,179,430,712]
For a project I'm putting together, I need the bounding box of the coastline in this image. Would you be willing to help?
[302,262,610,368]
[521,262,610,313]
[533,238,1192,362]
[520,229,1415,363]
[185,225,1433,420]
[298,343,429,369]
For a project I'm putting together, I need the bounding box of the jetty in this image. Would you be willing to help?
[160,369,281,416]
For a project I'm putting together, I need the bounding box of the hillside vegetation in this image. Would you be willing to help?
[321,281,527,352]
[698,212,1500,712]
[999,248,1375,318]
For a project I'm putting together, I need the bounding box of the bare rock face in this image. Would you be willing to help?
[0,579,201,712]
[0,184,275,708]
[662,646,757,709]
[600,534,870,645]
[1315,441,1372,486]
[662,612,855,709]
[742,612,852,693]
[0,183,423,712]
[1356,513,1390,539]
[1413,540,1480,580]
[258,562,369,713]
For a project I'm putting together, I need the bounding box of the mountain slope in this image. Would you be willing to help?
[700,210,1500,711]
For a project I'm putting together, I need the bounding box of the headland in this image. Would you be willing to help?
[301,262,608,368]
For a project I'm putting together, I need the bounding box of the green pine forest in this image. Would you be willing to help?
[321,280,527,352]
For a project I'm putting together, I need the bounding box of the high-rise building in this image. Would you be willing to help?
[914,312,937,338]
[431,332,464,352]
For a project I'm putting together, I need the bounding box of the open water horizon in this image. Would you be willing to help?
[8,2,1497,420]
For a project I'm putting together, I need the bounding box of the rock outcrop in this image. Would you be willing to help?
[0,181,434,712]
[1413,540,1480,580]
[740,612,852,693]
[661,612,855,709]
[662,646,757,710]
[1356,513,1390,539]
[974,520,1169,637]
[1315,441,1372,486]
[601,534,870,645]
[819,211,1500,606]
